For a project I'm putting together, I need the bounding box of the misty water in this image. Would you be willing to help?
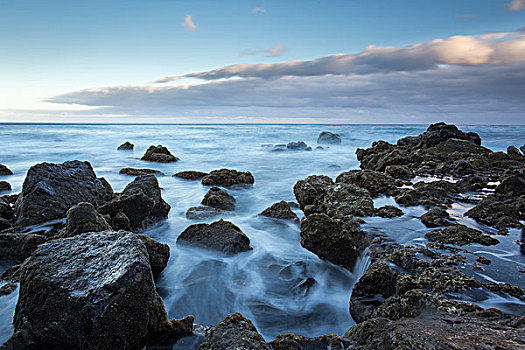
[0,123,524,344]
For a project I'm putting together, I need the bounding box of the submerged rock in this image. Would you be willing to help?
[420,208,454,228]
[117,141,134,151]
[317,131,341,144]
[185,206,224,220]
[57,202,111,238]
[119,168,163,176]
[0,164,13,176]
[177,219,252,255]
[141,145,178,163]
[173,170,208,180]
[201,169,254,187]
[0,181,11,192]
[425,224,499,246]
[201,187,235,211]
[260,201,298,220]
[15,161,113,226]
[0,232,47,262]
[286,141,308,150]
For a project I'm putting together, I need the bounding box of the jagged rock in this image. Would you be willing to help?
[465,194,524,229]
[384,165,414,179]
[286,141,308,150]
[201,169,254,187]
[3,231,192,349]
[0,164,13,176]
[420,208,454,228]
[201,187,235,211]
[137,234,170,275]
[110,211,132,231]
[520,145,525,155]
[117,141,134,151]
[198,313,269,350]
[0,264,21,296]
[260,201,298,220]
[395,180,460,208]
[425,224,499,246]
[375,206,403,218]
[270,333,349,350]
[457,175,487,192]
[495,174,525,197]
[15,161,113,226]
[507,145,523,160]
[0,218,11,231]
[177,219,252,255]
[299,213,368,271]
[0,232,47,262]
[336,170,399,197]
[0,181,11,192]
[185,206,224,220]
[119,168,163,176]
[173,171,208,180]
[317,131,341,144]
[98,175,170,231]
[397,122,481,149]
[57,202,111,238]
[141,145,178,163]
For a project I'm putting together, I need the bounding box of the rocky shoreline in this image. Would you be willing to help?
[0,123,524,349]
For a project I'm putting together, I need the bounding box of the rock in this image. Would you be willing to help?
[260,201,298,220]
[336,170,399,197]
[521,228,525,255]
[198,313,270,350]
[173,171,208,180]
[521,145,525,155]
[0,197,14,220]
[397,122,481,149]
[457,175,487,192]
[177,219,252,255]
[375,206,403,218]
[507,145,523,159]
[4,231,192,349]
[299,213,368,271]
[201,169,254,187]
[185,206,224,220]
[141,145,178,163]
[494,174,525,197]
[425,224,499,246]
[0,164,13,176]
[286,141,308,150]
[0,232,47,262]
[201,187,236,211]
[0,264,21,296]
[120,168,163,176]
[98,175,170,231]
[15,161,113,226]
[476,256,491,265]
[384,165,414,179]
[395,180,460,208]
[0,217,11,231]
[110,211,132,231]
[0,181,11,192]
[420,208,454,228]
[117,141,134,151]
[137,234,170,275]
[270,333,349,350]
[57,202,111,238]
[317,131,341,144]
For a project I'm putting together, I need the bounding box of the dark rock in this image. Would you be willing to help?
[476,256,491,265]
[0,232,47,262]
[117,141,134,151]
[336,170,399,197]
[270,333,349,350]
[110,211,132,231]
[375,206,403,218]
[0,264,21,296]
[120,168,163,176]
[201,169,254,187]
[141,145,178,163]
[177,219,252,255]
[15,161,113,226]
[495,174,525,197]
[317,131,341,144]
[137,234,170,275]
[457,175,487,192]
[521,145,525,156]
[173,171,208,180]
[0,164,13,176]
[0,181,11,192]
[397,122,481,149]
[521,228,525,255]
[316,146,324,150]
[507,145,523,160]
[57,202,111,238]
[286,141,308,150]
[260,201,298,220]
[198,313,269,350]
[98,175,170,231]
[201,187,235,211]
[305,146,312,151]
[0,217,11,231]
[4,231,192,349]
[299,213,368,271]
[384,165,414,179]
[420,208,454,228]
[0,197,13,220]
[395,180,460,208]
[465,194,524,229]
[185,206,224,220]
[425,224,499,246]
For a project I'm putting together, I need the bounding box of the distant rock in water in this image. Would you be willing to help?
[201,187,236,211]
[425,224,499,246]
[119,168,163,176]
[201,169,254,187]
[173,170,208,180]
[286,141,308,150]
[15,161,113,226]
[177,219,252,255]
[57,202,111,238]
[117,141,134,151]
[141,145,178,163]
[317,131,341,144]
[0,164,13,176]
[260,201,298,221]
[185,206,224,220]
[0,181,11,192]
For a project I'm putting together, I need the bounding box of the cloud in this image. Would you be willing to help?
[182,15,197,31]
[243,44,287,57]
[155,32,525,83]
[253,7,266,14]
[507,0,524,11]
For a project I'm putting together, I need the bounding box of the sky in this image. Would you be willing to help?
[0,0,524,124]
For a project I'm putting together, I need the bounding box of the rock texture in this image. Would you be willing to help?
[57,202,111,238]
[0,232,47,262]
[141,145,178,163]
[0,181,11,192]
[286,141,308,150]
[317,131,341,144]
[425,224,499,246]
[119,168,163,176]
[117,141,134,151]
[420,208,454,227]
[260,201,298,220]
[0,164,13,176]
[201,169,254,187]
[173,171,208,180]
[201,187,236,211]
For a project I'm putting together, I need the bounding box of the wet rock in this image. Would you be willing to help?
[201,169,254,187]
[141,145,178,163]
[521,145,525,155]
[0,232,47,262]
[185,206,224,220]
[465,194,524,229]
[260,201,298,220]
[457,175,487,192]
[317,131,341,144]
[286,141,308,150]
[507,145,523,160]
[0,181,11,192]
[201,187,235,211]
[336,170,399,197]
[420,208,454,228]
[384,165,414,179]
[0,164,13,176]
[397,122,481,149]
[198,313,269,350]
[0,264,21,296]
[110,211,132,231]
[117,141,134,151]
[137,234,170,275]
[494,174,525,197]
[4,231,192,350]
[120,168,163,176]
[177,219,252,255]
[425,224,499,246]
[270,333,349,350]
[98,175,170,231]
[476,256,491,265]
[173,170,208,180]
[0,198,13,220]
[521,228,525,255]
[0,218,11,231]
[395,180,460,208]
[299,213,368,271]
[375,206,403,218]
[15,161,113,226]
[57,202,111,238]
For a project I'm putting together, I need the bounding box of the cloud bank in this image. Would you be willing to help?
[507,0,524,11]
[182,15,198,31]
[243,44,287,57]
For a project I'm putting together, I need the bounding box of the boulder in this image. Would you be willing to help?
[420,208,454,228]
[137,234,170,276]
[173,171,208,180]
[177,219,252,255]
[375,206,403,218]
[57,202,111,238]
[397,122,481,149]
[507,145,523,160]
[259,201,298,220]
[286,141,308,150]
[395,180,460,208]
[0,164,13,176]
[119,168,163,176]
[0,197,13,220]
[141,145,178,163]
[201,169,254,187]
[317,131,341,144]
[465,194,524,229]
[201,187,235,211]
[198,313,270,350]
[336,170,399,197]
[110,211,132,231]
[425,224,499,246]
[384,165,414,179]
[98,175,170,231]
[0,181,11,192]
[0,218,11,231]
[0,232,47,262]
[15,161,113,226]
[117,141,134,151]
[185,206,224,220]
[3,231,192,349]
[494,174,525,197]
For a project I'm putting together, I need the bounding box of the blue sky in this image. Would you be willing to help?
[0,0,524,123]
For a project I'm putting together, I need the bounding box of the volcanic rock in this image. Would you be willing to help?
[201,187,235,211]
[141,145,178,163]
[173,171,208,180]
[201,169,254,187]
[317,131,341,144]
[260,201,298,220]
[425,224,499,246]
[117,141,134,151]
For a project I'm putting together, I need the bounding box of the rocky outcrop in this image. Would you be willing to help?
[270,334,349,350]
[141,145,178,163]
[0,181,11,192]
[198,313,270,350]
[286,141,308,150]
[98,175,170,231]
[177,219,252,255]
[395,180,461,208]
[57,202,111,238]
[375,205,403,218]
[317,131,341,144]
[3,231,191,349]
[420,208,454,227]
[15,161,113,226]
[425,224,499,246]
[0,164,13,176]
[384,165,414,179]
[185,206,224,220]
[137,234,170,276]
[201,169,254,187]
[397,122,481,149]
[119,168,163,176]
[336,170,400,197]
[117,141,134,151]
[260,201,298,220]
[0,232,47,262]
[201,187,235,211]
[173,171,208,180]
